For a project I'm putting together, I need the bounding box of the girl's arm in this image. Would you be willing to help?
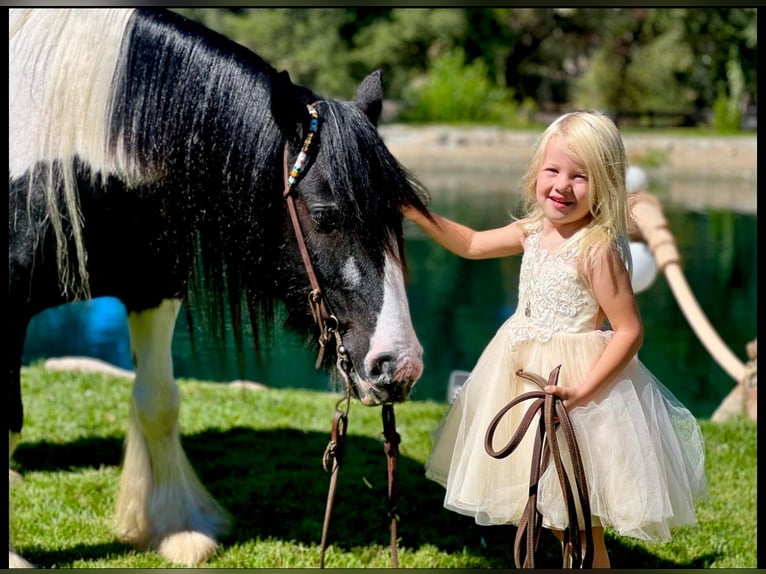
[403,205,525,259]
[546,243,644,409]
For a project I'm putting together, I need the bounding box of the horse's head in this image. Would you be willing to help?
[272,70,429,406]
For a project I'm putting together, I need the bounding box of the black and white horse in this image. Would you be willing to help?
[9,8,429,567]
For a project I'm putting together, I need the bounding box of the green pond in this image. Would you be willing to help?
[22,170,757,419]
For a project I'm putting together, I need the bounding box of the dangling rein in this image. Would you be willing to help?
[484,365,594,569]
[282,104,401,569]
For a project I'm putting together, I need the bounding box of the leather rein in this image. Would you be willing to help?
[484,365,594,569]
[281,103,400,568]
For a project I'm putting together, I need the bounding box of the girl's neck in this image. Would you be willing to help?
[539,217,589,249]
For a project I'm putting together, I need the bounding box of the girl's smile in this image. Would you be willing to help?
[536,135,591,230]
[548,193,574,209]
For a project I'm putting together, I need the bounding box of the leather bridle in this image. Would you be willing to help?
[281,103,400,568]
[281,104,350,376]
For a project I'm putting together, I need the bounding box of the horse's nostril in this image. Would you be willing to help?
[369,352,396,378]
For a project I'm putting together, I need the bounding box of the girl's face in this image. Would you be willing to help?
[535,135,592,231]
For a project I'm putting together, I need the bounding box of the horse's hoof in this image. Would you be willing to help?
[156,531,218,566]
[8,551,36,568]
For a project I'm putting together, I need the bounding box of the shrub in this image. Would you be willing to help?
[400,48,529,126]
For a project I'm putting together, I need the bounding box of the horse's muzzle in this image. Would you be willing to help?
[352,349,423,406]
[353,378,418,406]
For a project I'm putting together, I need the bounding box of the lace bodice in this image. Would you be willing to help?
[507,228,601,348]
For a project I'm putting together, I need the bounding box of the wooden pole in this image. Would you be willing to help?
[629,192,747,384]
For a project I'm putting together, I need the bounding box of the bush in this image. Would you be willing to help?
[711,53,745,132]
[400,48,529,126]
[711,95,741,132]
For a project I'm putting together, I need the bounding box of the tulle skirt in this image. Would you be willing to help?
[425,318,707,542]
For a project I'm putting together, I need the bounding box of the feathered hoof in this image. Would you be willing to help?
[155,531,218,566]
[8,551,35,568]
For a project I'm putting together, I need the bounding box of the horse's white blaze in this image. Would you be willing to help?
[365,253,424,381]
[116,299,227,565]
[9,9,135,178]
[342,256,362,289]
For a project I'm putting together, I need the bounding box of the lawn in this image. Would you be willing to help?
[9,365,757,568]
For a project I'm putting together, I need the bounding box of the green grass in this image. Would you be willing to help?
[10,364,757,568]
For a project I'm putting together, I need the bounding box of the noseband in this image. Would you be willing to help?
[282,104,350,378]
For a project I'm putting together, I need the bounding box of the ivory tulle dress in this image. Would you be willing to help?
[425,226,707,542]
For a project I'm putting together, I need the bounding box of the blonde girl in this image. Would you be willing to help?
[405,111,706,568]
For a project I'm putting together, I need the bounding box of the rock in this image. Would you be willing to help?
[44,356,134,378]
[228,380,269,392]
[711,338,757,423]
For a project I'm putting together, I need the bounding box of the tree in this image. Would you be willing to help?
[572,9,697,121]
[175,8,757,127]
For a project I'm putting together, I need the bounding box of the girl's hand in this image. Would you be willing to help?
[544,384,585,411]
[402,205,420,221]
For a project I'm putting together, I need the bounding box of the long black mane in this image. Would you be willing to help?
[104,9,427,357]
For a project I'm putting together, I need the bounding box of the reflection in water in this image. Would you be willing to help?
[22,180,756,419]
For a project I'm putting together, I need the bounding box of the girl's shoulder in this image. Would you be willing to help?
[578,229,632,279]
[515,217,542,249]
[516,216,542,233]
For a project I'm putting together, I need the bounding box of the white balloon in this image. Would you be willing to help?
[630,241,658,293]
[626,165,648,194]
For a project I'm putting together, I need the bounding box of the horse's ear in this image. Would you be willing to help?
[354,69,384,127]
[271,70,306,142]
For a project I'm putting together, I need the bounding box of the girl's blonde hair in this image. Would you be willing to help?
[521,110,631,274]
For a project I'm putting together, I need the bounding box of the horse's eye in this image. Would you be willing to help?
[310,206,340,233]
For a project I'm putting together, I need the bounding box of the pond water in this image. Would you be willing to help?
[22,171,757,419]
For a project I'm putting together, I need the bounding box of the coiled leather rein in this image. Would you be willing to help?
[484,365,594,568]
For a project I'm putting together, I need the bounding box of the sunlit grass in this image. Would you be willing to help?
[10,364,756,568]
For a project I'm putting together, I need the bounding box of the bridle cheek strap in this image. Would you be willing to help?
[284,104,401,571]
[281,104,349,372]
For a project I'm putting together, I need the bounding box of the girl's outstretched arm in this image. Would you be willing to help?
[403,205,525,259]
[546,243,644,409]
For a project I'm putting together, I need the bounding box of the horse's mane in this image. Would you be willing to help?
[11,8,430,369]
[10,8,136,299]
[108,9,304,357]
[315,99,426,264]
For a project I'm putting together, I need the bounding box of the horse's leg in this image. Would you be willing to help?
[9,432,35,569]
[9,314,35,569]
[114,298,229,566]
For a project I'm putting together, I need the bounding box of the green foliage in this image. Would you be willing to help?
[711,52,745,132]
[400,48,527,127]
[173,8,756,129]
[572,10,695,116]
[350,9,468,98]
[680,8,757,116]
[11,366,757,568]
[712,97,741,133]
